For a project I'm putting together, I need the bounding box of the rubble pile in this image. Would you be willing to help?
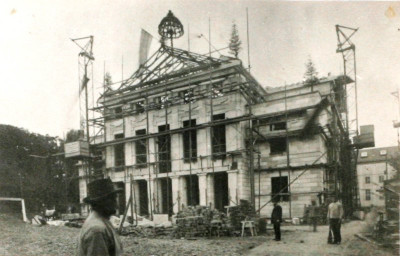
[121,225,175,238]
[62,213,85,228]
[174,206,231,238]
[228,200,258,230]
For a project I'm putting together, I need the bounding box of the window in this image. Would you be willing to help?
[115,107,123,118]
[114,134,125,169]
[179,90,194,104]
[365,189,371,201]
[154,96,162,109]
[211,83,224,98]
[134,101,145,114]
[380,150,387,156]
[154,96,169,109]
[135,129,147,168]
[360,152,368,158]
[183,120,197,162]
[270,122,286,131]
[158,125,171,173]
[212,114,226,159]
[365,176,370,184]
[271,176,289,202]
[379,176,384,182]
[269,138,287,155]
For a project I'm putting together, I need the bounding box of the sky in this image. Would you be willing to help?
[0,0,399,147]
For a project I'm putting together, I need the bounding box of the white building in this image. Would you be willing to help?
[357,146,399,208]
[75,45,355,219]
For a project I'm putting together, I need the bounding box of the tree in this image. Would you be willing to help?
[228,22,242,58]
[0,125,65,213]
[104,72,113,87]
[66,129,84,142]
[304,57,319,85]
[0,125,82,214]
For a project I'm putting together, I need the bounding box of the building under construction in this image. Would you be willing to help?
[71,13,360,219]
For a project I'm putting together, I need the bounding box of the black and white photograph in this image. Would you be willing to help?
[0,1,399,255]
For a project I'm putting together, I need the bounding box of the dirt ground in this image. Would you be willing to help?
[0,214,265,256]
[0,214,396,256]
[249,221,397,256]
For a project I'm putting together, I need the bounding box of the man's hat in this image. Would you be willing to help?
[83,178,122,204]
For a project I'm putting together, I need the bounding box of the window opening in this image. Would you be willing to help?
[135,129,147,168]
[269,138,287,155]
[158,125,171,173]
[271,176,289,202]
[212,114,226,159]
[114,133,125,169]
[183,119,197,162]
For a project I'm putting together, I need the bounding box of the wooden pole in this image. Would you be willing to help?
[118,195,132,234]
[246,8,251,72]
[131,174,138,225]
[21,199,28,222]
[130,174,134,224]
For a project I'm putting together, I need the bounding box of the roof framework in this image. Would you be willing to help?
[109,46,226,94]
[97,45,267,109]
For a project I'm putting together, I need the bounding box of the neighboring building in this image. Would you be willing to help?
[357,146,399,208]
[76,45,354,218]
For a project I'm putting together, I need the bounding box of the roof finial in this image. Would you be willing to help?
[158,10,184,48]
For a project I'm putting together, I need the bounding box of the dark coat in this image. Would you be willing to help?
[77,212,122,256]
[271,204,283,224]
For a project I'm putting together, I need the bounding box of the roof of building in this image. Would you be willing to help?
[117,45,227,91]
[264,75,353,94]
[100,45,267,104]
[358,146,399,164]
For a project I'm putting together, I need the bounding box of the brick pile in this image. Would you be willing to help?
[175,206,230,238]
[227,200,258,231]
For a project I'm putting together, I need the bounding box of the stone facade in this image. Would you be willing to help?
[78,47,350,219]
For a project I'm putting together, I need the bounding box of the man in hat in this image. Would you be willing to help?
[77,178,123,256]
[271,202,283,241]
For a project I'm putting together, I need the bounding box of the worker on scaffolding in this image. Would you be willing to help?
[271,201,283,241]
[77,178,123,256]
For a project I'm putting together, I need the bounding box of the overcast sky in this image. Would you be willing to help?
[0,0,399,147]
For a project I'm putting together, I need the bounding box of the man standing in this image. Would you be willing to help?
[309,200,318,232]
[327,196,344,245]
[77,178,123,256]
[271,202,283,241]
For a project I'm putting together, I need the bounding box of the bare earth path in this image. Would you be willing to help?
[248,221,396,256]
[0,213,395,255]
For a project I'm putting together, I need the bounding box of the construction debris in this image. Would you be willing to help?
[174,205,230,238]
[32,215,47,226]
[227,200,257,231]
[121,225,175,238]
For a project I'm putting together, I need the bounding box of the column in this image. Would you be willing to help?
[132,181,140,218]
[154,179,162,214]
[124,182,132,217]
[227,170,239,206]
[179,176,187,209]
[206,173,215,208]
[198,173,207,206]
[146,178,155,216]
[170,175,180,214]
